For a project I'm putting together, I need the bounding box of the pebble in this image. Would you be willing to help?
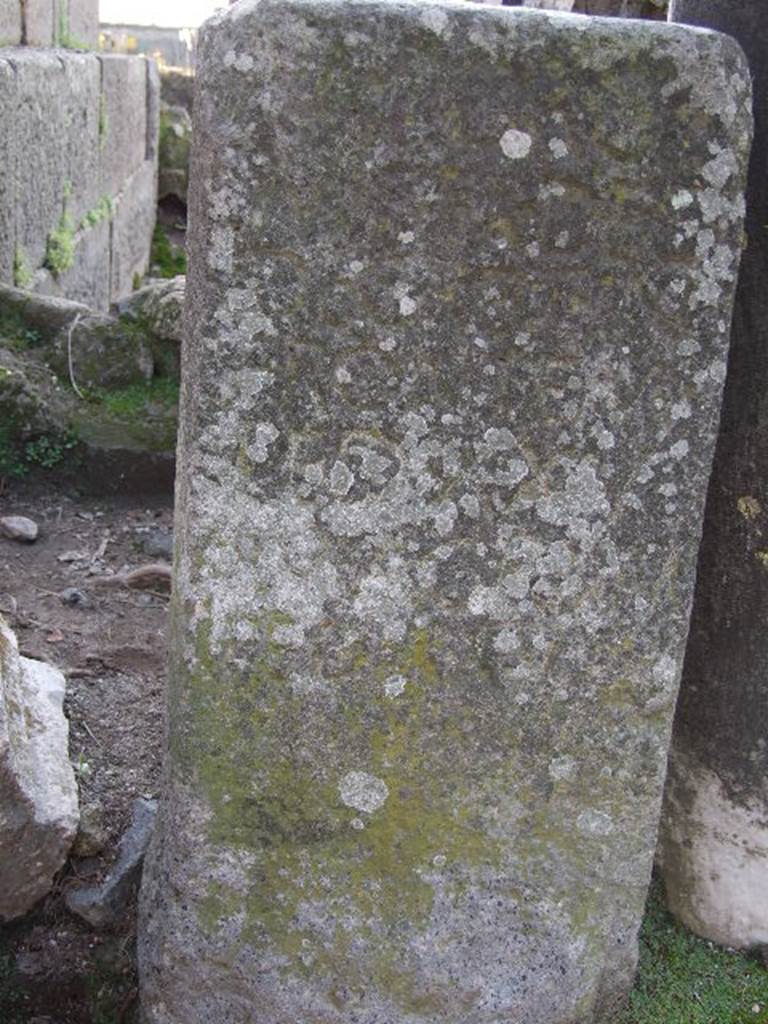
[59,587,90,608]
[0,515,39,542]
[142,527,174,560]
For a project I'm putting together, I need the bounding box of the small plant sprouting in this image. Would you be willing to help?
[79,196,113,231]
[45,211,76,277]
[12,247,33,289]
[23,431,78,470]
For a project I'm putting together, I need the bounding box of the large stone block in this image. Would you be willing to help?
[24,0,55,47]
[99,54,150,198]
[0,3,21,46]
[138,4,749,1022]
[659,0,768,951]
[6,51,102,278]
[110,160,157,303]
[56,0,100,49]
[0,616,79,921]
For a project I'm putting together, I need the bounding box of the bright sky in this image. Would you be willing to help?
[99,0,226,28]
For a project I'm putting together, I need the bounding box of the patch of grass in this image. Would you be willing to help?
[95,377,179,418]
[150,225,186,278]
[623,878,768,1024]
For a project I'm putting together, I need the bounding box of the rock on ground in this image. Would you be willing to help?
[0,616,79,920]
[0,515,39,542]
[138,3,750,1023]
[66,797,157,930]
[658,0,768,951]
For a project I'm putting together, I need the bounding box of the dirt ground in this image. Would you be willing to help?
[0,474,172,1024]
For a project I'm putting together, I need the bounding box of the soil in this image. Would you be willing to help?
[0,473,172,1024]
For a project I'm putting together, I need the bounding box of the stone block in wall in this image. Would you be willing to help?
[99,54,150,199]
[0,50,157,310]
[35,215,112,311]
[23,0,55,47]
[138,4,750,1022]
[56,0,100,49]
[0,4,22,46]
[0,58,15,283]
[111,160,157,303]
[147,57,161,162]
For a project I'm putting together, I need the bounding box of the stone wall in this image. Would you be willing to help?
[0,0,100,48]
[0,50,159,311]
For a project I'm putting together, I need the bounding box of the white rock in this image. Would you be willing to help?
[0,616,79,920]
[0,515,38,542]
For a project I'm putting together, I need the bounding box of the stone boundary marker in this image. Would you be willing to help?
[659,0,768,951]
[139,2,750,1021]
[0,51,158,310]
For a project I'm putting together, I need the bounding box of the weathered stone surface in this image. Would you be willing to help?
[159,67,194,115]
[147,57,161,163]
[111,161,157,303]
[66,797,157,929]
[57,0,100,49]
[158,105,192,204]
[0,51,157,310]
[0,58,17,285]
[659,0,768,951]
[0,515,39,542]
[139,4,750,1022]
[119,276,186,345]
[23,0,55,47]
[49,312,154,390]
[0,616,79,921]
[522,0,665,14]
[100,54,150,199]
[0,4,21,46]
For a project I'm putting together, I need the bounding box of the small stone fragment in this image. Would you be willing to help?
[59,587,90,608]
[141,527,174,560]
[0,515,39,543]
[66,797,157,929]
[71,801,108,858]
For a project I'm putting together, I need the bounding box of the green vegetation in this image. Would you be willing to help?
[55,0,89,50]
[44,211,76,277]
[622,878,768,1024]
[12,247,33,289]
[94,377,179,418]
[151,225,187,278]
[72,377,180,453]
[79,196,113,231]
[0,308,42,352]
[98,94,109,146]
[0,424,78,480]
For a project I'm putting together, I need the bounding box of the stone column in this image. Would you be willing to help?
[659,0,768,950]
[138,3,750,1021]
